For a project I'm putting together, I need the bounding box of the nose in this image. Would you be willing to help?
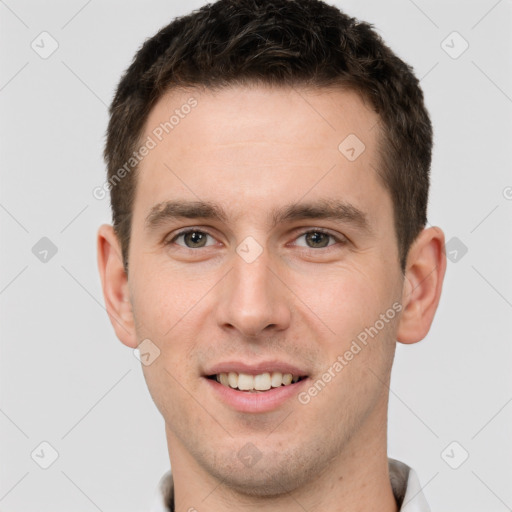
[215,248,291,338]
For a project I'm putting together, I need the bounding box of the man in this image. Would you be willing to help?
[97,0,446,510]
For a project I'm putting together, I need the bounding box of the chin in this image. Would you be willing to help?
[219,468,306,498]
[200,447,318,498]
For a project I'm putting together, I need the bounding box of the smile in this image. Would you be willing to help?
[207,372,307,392]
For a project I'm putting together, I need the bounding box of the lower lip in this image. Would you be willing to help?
[204,377,309,413]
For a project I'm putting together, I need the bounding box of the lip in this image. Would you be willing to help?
[203,360,308,377]
[204,375,309,413]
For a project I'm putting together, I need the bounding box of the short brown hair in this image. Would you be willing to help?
[105,0,432,273]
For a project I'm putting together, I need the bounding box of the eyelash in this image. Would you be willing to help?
[166,227,347,250]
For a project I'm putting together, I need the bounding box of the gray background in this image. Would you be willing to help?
[1,0,511,510]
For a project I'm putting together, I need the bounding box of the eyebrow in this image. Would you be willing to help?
[145,198,372,234]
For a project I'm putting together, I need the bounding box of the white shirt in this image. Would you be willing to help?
[149,457,431,512]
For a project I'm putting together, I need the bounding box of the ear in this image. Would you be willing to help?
[97,224,138,348]
[396,226,447,344]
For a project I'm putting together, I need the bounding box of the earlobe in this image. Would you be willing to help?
[97,224,138,348]
[396,226,447,345]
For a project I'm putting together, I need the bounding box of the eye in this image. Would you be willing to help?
[168,229,217,249]
[165,228,345,251]
[293,229,344,249]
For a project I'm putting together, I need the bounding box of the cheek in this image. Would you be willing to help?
[129,262,196,340]
[294,264,401,388]
[130,279,202,420]
[295,266,389,340]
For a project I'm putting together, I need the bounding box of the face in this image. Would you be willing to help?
[126,85,405,494]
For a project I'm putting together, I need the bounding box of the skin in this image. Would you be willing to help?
[98,85,446,512]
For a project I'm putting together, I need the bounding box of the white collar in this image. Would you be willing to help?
[150,457,431,511]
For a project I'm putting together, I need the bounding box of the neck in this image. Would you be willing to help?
[167,403,398,512]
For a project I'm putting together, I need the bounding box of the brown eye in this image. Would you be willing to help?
[294,230,340,249]
[304,231,331,248]
[171,230,214,248]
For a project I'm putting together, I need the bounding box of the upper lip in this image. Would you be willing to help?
[204,360,309,377]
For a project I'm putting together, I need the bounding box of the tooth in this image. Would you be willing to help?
[237,373,254,390]
[228,372,238,389]
[218,371,300,390]
[254,372,271,390]
[271,372,283,387]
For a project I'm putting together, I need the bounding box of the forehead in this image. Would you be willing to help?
[133,84,389,229]
[143,84,379,152]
